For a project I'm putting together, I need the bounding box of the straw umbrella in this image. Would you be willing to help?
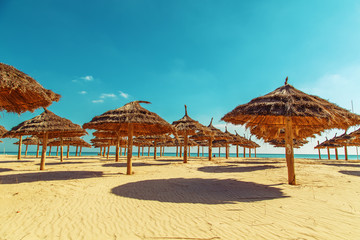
[83,101,174,175]
[222,78,360,185]
[0,63,60,113]
[136,134,172,159]
[268,139,308,148]
[49,137,92,157]
[14,136,39,157]
[314,137,342,160]
[172,105,210,163]
[191,118,228,161]
[4,109,86,170]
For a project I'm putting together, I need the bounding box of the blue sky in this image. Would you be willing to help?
[1,0,360,154]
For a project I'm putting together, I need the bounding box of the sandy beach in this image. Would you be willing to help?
[0,155,359,240]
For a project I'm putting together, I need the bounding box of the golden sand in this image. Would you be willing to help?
[0,155,359,240]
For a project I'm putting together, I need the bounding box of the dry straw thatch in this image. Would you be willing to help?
[222,78,360,185]
[222,81,360,130]
[0,63,60,113]
[172,105,211,163]
[83,101,174,174]
[4,109,86,169]
[268,139,309,148]
[191,118,229,161]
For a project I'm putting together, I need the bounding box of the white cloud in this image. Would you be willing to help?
[299,65,360,113]
[119,91,129,99]
[100,93,117,99]
[81,75,94,81]
[92,99,104,103]
[79,91,87,95]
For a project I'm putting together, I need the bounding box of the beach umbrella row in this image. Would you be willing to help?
[4,109,87,170]
[83,101,175,175]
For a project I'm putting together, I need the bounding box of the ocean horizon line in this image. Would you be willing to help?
[2,151,360,160]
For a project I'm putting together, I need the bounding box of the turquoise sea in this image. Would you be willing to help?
[2,151,360,160]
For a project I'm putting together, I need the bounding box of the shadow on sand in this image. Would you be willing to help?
[339,170,360,177]
[197,165,280,173]
[225,161,282,165]
[325,163,360,168]
[0,160,34,164]
[0,171,103,184]
[0,168,13,173]
[155,159,183,163]
[35,161,92,166]
[102,162,170,168]
[111,178,287,204]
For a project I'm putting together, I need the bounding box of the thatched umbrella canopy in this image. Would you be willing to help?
[314,136,343,160]
[136,134,172,159]
[250,125,320,142]
[0,125,7,137]
[0,63,61,113]
[222,78,360,185]
[83,101,174,174]
[13,136,40,157]
[191,118,229,161]
[172,105,211,163]
[4,109,86,169]
[49,137,91,157]
[268,139,308,148]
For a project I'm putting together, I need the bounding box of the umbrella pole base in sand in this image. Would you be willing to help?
[40,133,48,170]
[285,117,296,185]
[126,124,134,175]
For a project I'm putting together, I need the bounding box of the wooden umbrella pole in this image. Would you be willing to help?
[335,148,339,160]
[142,146,144,156]
[249,148,251,158]
[115,136,120,162]
[159,144,162,157]
[147,146,150,156]
[102,146,105,157]
[243,147,246,157]
[106,144,110,159]
[25,144,28,157]
[154,141,157,160]
[327,147,330,160]
[255,148,257,157]
[49,146,52,156]
[285,117,296,185]
[99,147,102,156]
[138,145,140,158]
[317,141,321,159]
[75,146,79,156]
[119,146,122,156]
[17,136,22,160]
[60,137,64,162]
[36,142,40,158]
[126,123,134,175]
[202,146,204,157]
[179,145,182,157]
[344,145,348,160]
[40,132,48,170]
[67,144,70,158]
[176,146,178,157]
[225,143,229,159]
[219,147,220,157]
[56,146,59,156]
[183,132,188,163]
[208,137,212,161]
[197,145,200,157]
[236,145,239,158]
